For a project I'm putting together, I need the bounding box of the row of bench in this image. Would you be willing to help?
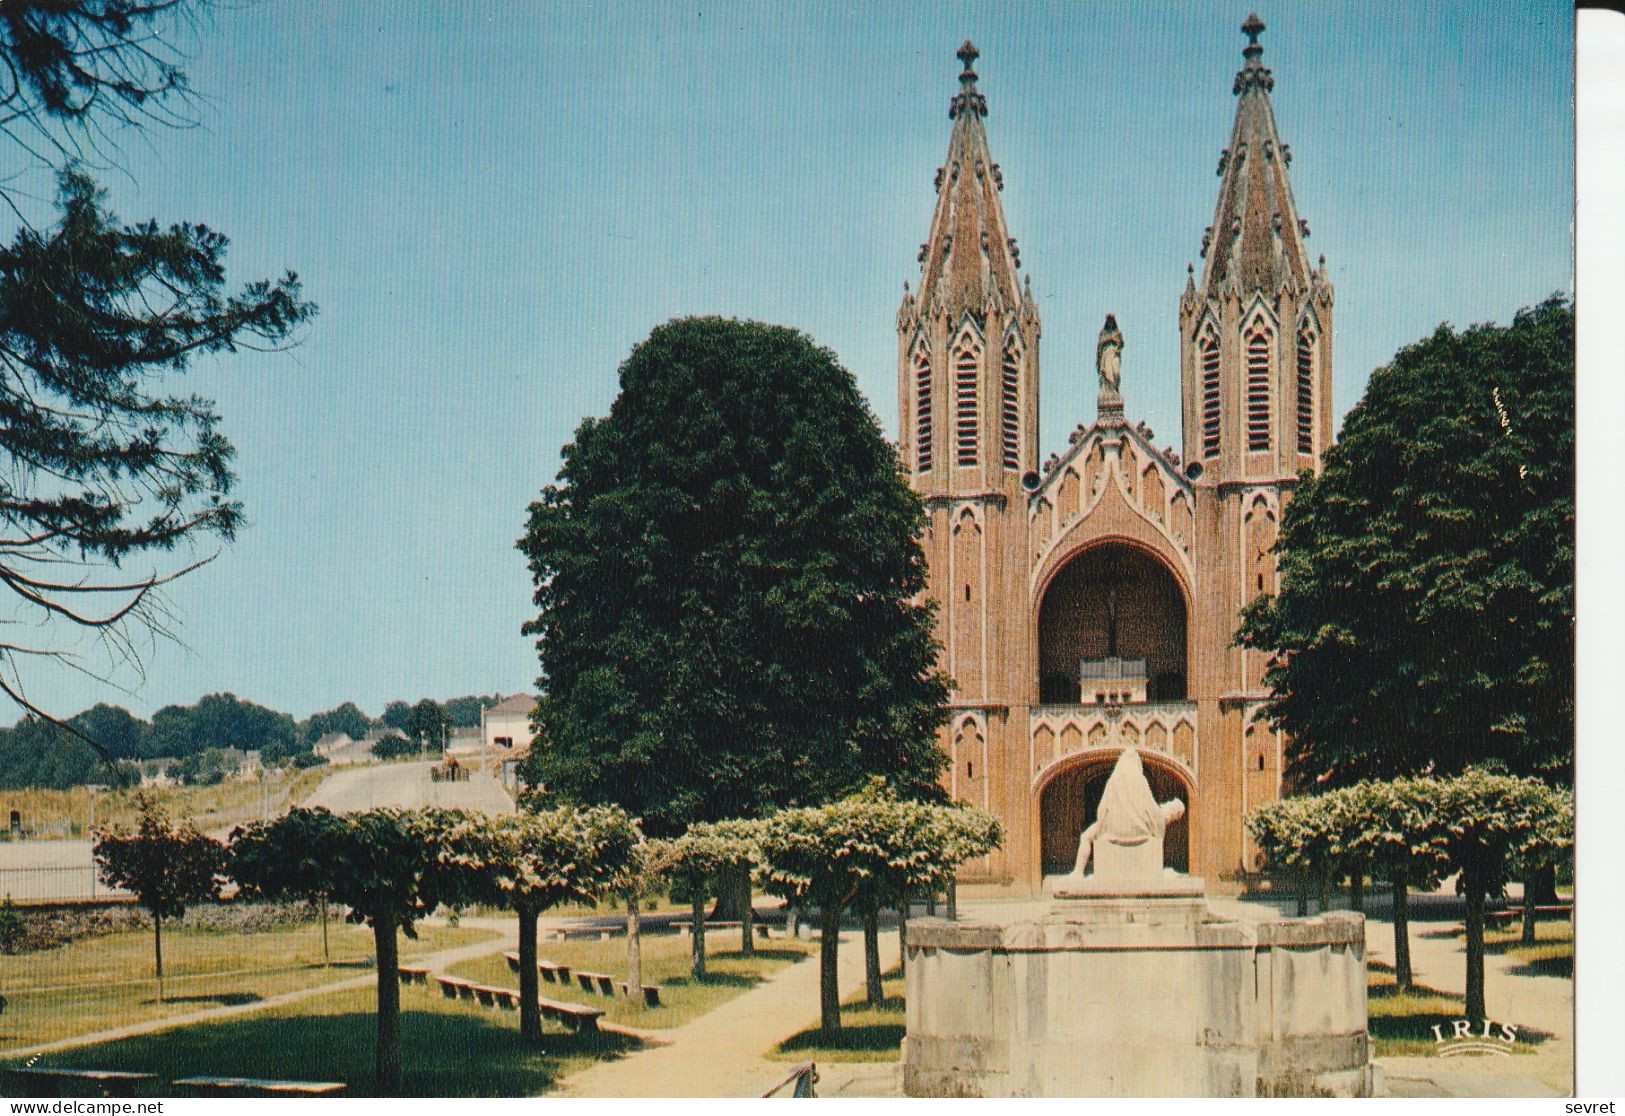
[419,970,607,1032]
[504,952,663,1007]
[7,1068,343,1099]
[543,918,780,942]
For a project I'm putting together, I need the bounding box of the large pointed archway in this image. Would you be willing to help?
[1036,540,1189,705]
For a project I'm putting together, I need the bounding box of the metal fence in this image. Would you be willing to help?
[0,864,129,903]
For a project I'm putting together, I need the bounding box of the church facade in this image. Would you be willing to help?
[898,16,1335,894]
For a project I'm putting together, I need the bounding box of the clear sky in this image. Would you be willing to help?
[4,0,1574,722]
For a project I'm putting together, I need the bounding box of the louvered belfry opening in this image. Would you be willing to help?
[955,340,980,466]
[1000,339,1021,469]
[1296,330,1314,453]
[914,344,933,471]
[1200,335,1221,457]
[1245,329,1271,451]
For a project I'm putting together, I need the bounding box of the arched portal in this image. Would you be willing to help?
[1036,541,1189,704]
[1038,754,1191,874]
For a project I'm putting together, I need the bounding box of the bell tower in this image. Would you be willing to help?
[898,42,1039,869]
[1179,13,1334,482]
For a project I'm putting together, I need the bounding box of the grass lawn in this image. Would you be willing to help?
[1483,920,1573,978]
[446,930,812,1030]
[5,983,638,1096]
[1366,962,1549,1057]
[0,769,328,839]
[767,971,905,1063]
[1,920,498,1049]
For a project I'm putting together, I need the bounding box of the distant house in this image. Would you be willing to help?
[480,695,538,751]
[447,726,484,755]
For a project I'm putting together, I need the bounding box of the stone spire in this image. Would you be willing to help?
[1197,13,1312,298]
[915,41,1023,317]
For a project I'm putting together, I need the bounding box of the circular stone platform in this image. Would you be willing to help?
[902,889,1373,1097]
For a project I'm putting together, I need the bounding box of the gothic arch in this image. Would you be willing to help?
[1033,747,1194,874]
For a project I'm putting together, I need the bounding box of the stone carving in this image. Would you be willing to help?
[1096,313,1123,394]
[1068,747,1185,880]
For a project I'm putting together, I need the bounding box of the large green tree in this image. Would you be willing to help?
[1237,298,1573,787]
[518,317,949,833]
[0,3,314,751]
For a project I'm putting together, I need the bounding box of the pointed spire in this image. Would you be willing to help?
[915,41,1022,317]
[1198,12,1312,298]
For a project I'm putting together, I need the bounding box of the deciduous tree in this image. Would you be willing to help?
[1237,298,1573,787]
[443,806,635,1043]
[518,317,949,835]
[93,793,224,1000]
[230,807,468,1095]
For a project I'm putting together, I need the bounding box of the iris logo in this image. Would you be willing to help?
[1431,1018,1520,1057]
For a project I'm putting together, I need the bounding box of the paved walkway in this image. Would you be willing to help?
[2,921,515,1061]
[304,760,513,814]
[555,927,901,1098]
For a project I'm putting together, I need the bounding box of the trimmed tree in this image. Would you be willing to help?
[230,806,469,1095]
[1237,298,1574,789]
[666,821,756,980]
[1431,769,1572,1022]
[517,317,950,838]
[759,789,1002,1033]
[92,793,224,1001]
[445,805,635,1042]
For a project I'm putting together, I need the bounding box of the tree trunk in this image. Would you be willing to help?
[946,879,958,921]
[373,917,402,1096]
[1295,866,1309,917]
[625,889,644,1006]
[740,877,755,957]
[1392,866,1413,992]
[925,892,936,917]
[786,902,799,941]
[897,887,909,974]
[1463,883,1487,1023]
[1521,867,1542,945]
[862,901,883,1005]
[518,905,542,1043]
[1318,864,1331,912]
[320,898,330,964]
[153,911,164,1003]
[711,866,749,921]
[1349,865,1365,915]
[690,891,706,980]
[819,907,842,1036]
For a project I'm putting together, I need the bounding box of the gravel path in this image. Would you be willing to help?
[304,760,513,815]
[554,927,900,1098]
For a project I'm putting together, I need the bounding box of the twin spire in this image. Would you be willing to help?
[1198,13,1318,298]
[908,40,1025,321]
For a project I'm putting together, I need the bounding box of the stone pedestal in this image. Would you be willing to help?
[902,888,1373,1097]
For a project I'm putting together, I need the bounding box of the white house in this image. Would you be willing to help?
[480,694,538,751]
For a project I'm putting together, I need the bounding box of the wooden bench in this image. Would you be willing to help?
[505,951,522,972]
[437,975,477,1000]
[619,980,663,1007]
[671,920,771,940]
[1484,904,1574,929]
[8,1068,157,1098]
[544,925,617,941]
[175,1076,347,1097]
[538,960,572,984]
[575,970,618,996]
[535,996,606,1032]
[398,965,430,985]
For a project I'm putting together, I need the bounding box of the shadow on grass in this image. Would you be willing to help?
[159,993,263,1007]
[11,1004,640,1097]
[660,972,755,991]
[1505,954,1571,979]
[1367,969,1552,1052]
[777,1018,906,1057]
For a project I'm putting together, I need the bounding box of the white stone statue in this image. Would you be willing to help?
[1072,746,1185,880]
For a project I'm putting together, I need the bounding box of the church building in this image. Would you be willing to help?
[897,15,1335,893]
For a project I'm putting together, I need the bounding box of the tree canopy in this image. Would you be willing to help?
[518,316,949,834]
[1237,297,1573,787]
[0,2,315,751]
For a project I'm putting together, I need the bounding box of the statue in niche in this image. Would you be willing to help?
[1096,313,1124,394]
[1072,746,1185,878]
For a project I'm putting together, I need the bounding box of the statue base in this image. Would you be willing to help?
[903,878,1373,1097]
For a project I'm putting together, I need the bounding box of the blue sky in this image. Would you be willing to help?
[4,0,1574,722]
